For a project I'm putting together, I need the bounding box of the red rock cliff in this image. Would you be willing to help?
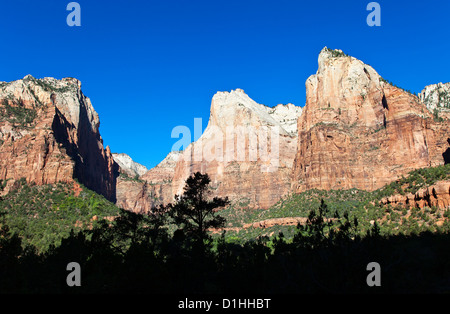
[0,75,118,201]
[291,48,450,193]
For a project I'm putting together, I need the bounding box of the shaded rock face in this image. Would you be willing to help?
[0,75,118,201]
[292,47,450,193]
[444,139,450,165]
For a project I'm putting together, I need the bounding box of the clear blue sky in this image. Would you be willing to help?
[1,0,449,169]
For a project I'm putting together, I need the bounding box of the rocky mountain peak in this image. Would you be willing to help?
[0,75,117,201]
[154,150,182,169]
[292,47,448,194]
[419,82,450,112]
[210,89,302,137]
[112,153,148,177]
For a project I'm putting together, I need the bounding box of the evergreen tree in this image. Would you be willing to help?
[168,172,229,250]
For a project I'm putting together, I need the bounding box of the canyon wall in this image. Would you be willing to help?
[3,48,448,212]
[291,48,450,194]
[0,75,118,201]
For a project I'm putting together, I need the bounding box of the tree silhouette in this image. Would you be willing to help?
[168,172,229,250]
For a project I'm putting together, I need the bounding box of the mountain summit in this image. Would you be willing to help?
[292,47,449,193]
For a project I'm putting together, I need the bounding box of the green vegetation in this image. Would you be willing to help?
[379,77,417,97]
[438,90,450,109]
[374,163,450,197]
[24,76,71,93]
[325,47,349,58]
[0,179,120,253]
[0,99,37,127]
[219,164,450,241]
[0,168,449,293]
[423,88,450,110]
[433,108,445,122]
[168,172,229,248]
[118,172,144,183]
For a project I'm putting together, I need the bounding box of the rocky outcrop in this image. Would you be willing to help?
[0,75,118,201]
[381,181,450,209]
[419,82,450,120]
[112,153,148,177]
[243,217,308,229]
[115,152,180,213]
[419,82,450,111]
[291,47,450,193]
[141,151,181,184]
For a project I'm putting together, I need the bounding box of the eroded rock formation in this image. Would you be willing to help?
[169,89,302,209]
[115,151,180,213]
[112,153,148,177]
[381,181,450,209]
[419,82,450,119]
[0,75,118,201]
[291,47,450,194]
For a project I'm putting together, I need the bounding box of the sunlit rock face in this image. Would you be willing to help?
[419,82,450,120]
[0,75,118,201]
[291,47,450,193]
[168,89,302,210]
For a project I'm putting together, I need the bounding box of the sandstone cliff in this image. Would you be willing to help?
[381,180,450,210]
[115,151,180,213]
[419,82,450,120]
[117,89,303,212]
[0,75,118,201]
[291,47,450,193]
[169,89,302,209]
[112,153,148,177]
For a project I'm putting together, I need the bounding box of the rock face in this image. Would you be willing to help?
[291,47,450,193]
[112,153,148,177]
[0,75,118,201]
[115,151,181,213]
[381,181,450,209]
[141,151,181,184]
[169,89,302,209]
[118,89,303,212]
[419,82,450,119]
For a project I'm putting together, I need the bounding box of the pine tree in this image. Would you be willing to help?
[168,172,229,250]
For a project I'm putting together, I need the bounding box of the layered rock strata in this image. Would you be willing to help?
[115,151,181,213]
[0,75,117,201]
[169,89,302,209]
[291,48,450,193]
[112,153,148,177]
[380,181,450,209]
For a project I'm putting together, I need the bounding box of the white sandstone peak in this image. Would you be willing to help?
[210,89,302,136]
[113,153,149,177]
[419,82,450,112]
[154,151,182,169]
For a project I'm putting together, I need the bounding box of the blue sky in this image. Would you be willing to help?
[1,0,449,169]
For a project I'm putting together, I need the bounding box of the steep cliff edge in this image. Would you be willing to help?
[291,47,450,194]
[169,89,302,209]
[118,89,303,212]
[115,151,180,213]
[0,75,118,201]
[112,153,148,177]
[419,82,450,120]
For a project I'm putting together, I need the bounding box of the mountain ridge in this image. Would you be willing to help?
[1,47,449,212]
